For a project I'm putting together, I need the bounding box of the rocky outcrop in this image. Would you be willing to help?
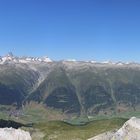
[88,117,140,140]
[0,128,32,140]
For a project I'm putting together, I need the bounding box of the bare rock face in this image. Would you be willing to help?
[88,117,140,140]
[112,117,140,140]
[0,128,32,140]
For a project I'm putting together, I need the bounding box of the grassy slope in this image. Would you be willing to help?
[0,105,138,140]
[34,118,127,140]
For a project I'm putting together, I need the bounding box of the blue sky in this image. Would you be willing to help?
[0,0,140,61]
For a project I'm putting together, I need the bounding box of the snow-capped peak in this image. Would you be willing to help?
[42,56,52,62]
[0,53,139,66]
[0,53,53,64]
[66,59,77,62]
[90,60,97,63]
[101,60,114,64]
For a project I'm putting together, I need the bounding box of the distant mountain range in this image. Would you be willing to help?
[1,53,140,117]
[0,52,52,64]
[0,52,139,65]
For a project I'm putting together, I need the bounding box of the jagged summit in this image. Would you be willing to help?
[0,53,53,64]
[0,53,139,67]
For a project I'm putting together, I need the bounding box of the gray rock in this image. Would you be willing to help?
[0,128,32,140]
[88,117,140,140]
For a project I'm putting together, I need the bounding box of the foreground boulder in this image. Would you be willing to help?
[0,128,31,140]
[88,117,140,140]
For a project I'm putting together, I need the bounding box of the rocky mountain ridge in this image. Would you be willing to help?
[0,53,139,66]
[0,53,52,64]
[0,53,140,117]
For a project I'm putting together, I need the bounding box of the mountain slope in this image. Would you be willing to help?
[0,63,40,106]
[0,54,140,117]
